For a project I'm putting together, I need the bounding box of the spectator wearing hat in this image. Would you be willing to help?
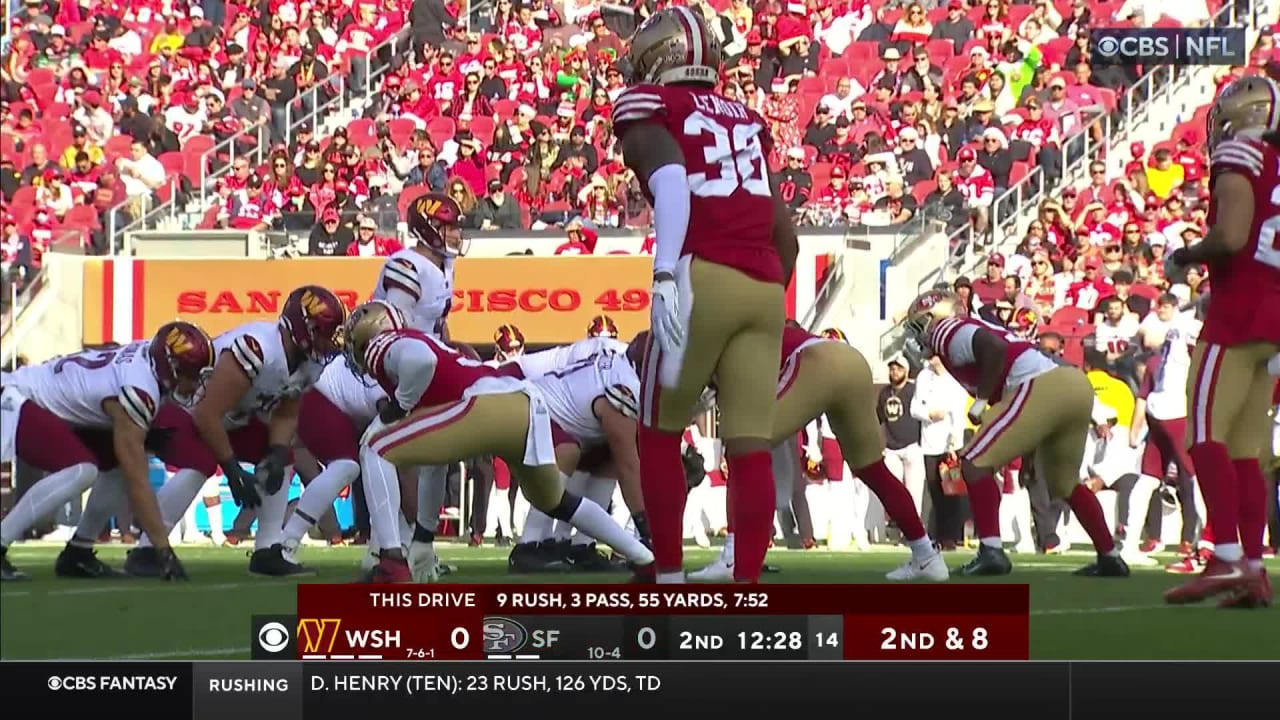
[802,104,836,149]
[221,173,277,231]
[878,353,926,518]
[165,94,210,145]
[33,168,73,219]
[953,147,994,234]
[58,125,104,171]
[896,128,933,186]
[774,148,813,212]
[1044,74,1083,140]
[977,126,1013,190]
[184,7,218,48]
[932,0,976,54]
[965,96,998,142]
[870,47,905,94]
[406,141,449,193]
[1011,96,1063,185]
[475,178,522,230]
[71,90,114,146]
[347,215,402,257]
[1065,256,1113,312]
[579,175,623,229]
[971,253,1008,304]
[229,78,273,145]
[874,177,918,225]
[556,220,599,256]
[309,208,356,256]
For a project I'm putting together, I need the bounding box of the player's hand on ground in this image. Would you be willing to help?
[222,462,262,509]
[157,548,188,581]
[650,275,685,355]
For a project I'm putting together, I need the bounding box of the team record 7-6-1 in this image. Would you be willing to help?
[310,673,661,695]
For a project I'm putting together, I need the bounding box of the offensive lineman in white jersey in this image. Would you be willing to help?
[0,322,215,581]
[125,286,347,578]
[371,193,468,582]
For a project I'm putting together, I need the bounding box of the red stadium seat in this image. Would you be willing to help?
[184,134,215,158]
[388,118,418,147]
[62,204,101,229]
[347,118,377,148]
[1049,306,1090,329]
[104,135,134,157]
[157,151,186,177]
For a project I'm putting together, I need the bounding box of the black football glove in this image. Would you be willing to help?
[378,400,408,425]
[143,426,177,454]
[258,444,290,495]
[156,547,189,581]
[221,460,261,509]
[682,446,706,492]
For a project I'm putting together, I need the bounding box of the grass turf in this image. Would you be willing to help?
[1,543,1276,661]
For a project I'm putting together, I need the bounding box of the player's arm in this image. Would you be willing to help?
[1177,171,1255,264]
[381,339,438,422]
[191,351,252,469]
[969,328,1009,413]
[772,182,800,285]
[268,395,299,448]
[620,121,688,282]
[594,395,644,514]
[104,392,172,551]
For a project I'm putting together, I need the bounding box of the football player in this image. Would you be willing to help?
[280,356,388,563]
[372,193,466,582]
[506,340,647,573]
[901,290,1129,578]
[0,322,213,581]
[1164,75,1280,608]
[346,302,655,582]
[127,286,346,577]
[615,7,799,582]
[673,323,947,582]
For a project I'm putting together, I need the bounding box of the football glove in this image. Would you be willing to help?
[967,400,988,426]
[650,276,685,356]
[682,445,706,491]
[221,460,261,509]
[258,444,290,495]
[379,400,408,426]
[157,547,189,581]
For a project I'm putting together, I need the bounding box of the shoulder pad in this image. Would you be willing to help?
[365,332,398,379]
[1211,138,1266,178]
[927,317,965,352]
[230,334,266,380]
[382,255,423,301]
[118,385,158,429]
[613,86,667,128]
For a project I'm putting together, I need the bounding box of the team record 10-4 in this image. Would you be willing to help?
[260,584,1030,661]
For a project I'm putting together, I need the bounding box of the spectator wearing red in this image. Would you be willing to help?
[891,3,933,45]
[222,174,277,231]
[953,147,994,233]
[555,222,598,255]
[579,176,622,229]
[346,215,402,256]
[971,253,1006,304]
[450,133,487,196]
[976,0,1013,43]
[264,151,306,219]
[336,1,385,94]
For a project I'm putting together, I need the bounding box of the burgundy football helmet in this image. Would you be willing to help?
[406,193,468,257]
[493,324,526,361]
[150,321,215,397]
[586,314,619,339]
[281,285,348,362]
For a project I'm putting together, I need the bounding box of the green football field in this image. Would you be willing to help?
[1,543,1276,661]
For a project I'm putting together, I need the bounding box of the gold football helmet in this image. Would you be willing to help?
[625,5,722,86]
[903,289,961,341]
[343,300,406,374]
[1208,74,1280,151]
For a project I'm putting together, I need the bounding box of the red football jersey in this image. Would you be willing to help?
[613,83,783,285]
[1202,137,1280,346]
[925,316,1038,403]
[364,329,500,411]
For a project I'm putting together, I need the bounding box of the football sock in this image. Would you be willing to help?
[572,475,617,546]
[416,465,447,534]
[1233,458,1267,562]
[283,459,359,545]
[1068,484,1117,555]
[361,448,403,554]
[1189,441,1241,557]
[965,473,1004,548]
[856,459,929,543]
[560,493,653,564]
[520,510,554,544]
[138,468,207,548]
[728,450,774,583]
[0,463,97,546]
[720,532,736,564]
[254,467,292,550]
[72,470,127,547]
[636,424,687,574]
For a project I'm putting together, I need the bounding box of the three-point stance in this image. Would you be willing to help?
[1164,75,1280,608]
[902,291,1129,578]
[615,7,798,582]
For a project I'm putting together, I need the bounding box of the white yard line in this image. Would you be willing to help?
[2,581,254,598]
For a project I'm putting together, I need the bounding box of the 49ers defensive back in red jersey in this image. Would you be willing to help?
[1164,75,1280,608]
[613,6,800,583]
[901,290,1129,578]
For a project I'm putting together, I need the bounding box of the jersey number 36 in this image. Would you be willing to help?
[684,112,770,199]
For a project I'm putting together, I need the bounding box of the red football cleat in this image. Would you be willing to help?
[1218,569,1273,609]
[366,556,412,584]
[1164,555,1257,605]
[1165,556,1199,574]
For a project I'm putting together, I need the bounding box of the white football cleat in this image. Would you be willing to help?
[409,540,440,583]
[688,556,733,582]
[361,543,380,572]
[886,551,951,582]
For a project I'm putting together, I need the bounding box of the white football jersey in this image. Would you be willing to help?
[516,337,628,379]
[372,249,454,337]
[5,341,160,429]
[1093,315,1139,354]
[533,348,639,445]
[210,321,323,427]
[314,359,386,425]
[1146,315,1201,420]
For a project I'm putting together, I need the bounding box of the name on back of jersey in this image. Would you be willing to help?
[692,93,748,121]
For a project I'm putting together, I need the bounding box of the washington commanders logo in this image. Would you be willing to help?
[300,289,330,317]
[415,197,444,217]
[164,327,194,356]
[297,618,343,655]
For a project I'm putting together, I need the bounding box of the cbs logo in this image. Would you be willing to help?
[257,622,291,653]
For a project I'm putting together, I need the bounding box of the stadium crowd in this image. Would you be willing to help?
[2,0,1277,568]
